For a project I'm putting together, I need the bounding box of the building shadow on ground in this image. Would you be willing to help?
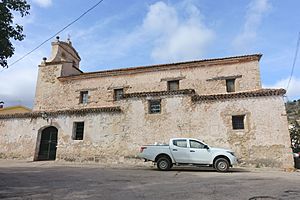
[139,166,250,173]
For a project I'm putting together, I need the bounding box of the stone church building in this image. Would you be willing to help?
[0,39,293,168]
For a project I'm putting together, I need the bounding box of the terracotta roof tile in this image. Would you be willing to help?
[191,89,286,102]
[58,54,262,80]
[122,89,195,99]
[0,106,121,119]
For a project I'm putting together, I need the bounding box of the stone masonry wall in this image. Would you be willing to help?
[0,95,293,168]
[0,118,44,160]
[33,58,262,111]
[2,41,292,168]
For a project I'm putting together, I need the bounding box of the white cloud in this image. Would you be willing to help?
[264,77,300,100]
[233,0,271,51]
[0,1,215,107]
[68,1,215,66]
[141,1,215,62]
[31,0,52,8]
[14,13,35,27]
[0,45,45,108]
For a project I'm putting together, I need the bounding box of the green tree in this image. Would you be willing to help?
[290,123,300,152]
[0,0,30,68]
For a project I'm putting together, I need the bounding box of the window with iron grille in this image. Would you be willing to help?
[148,100,161,114]
[73,122,84,140]
[232,115,245,130]
[167,80,179,91]
[114,88,124,101]
[79,91,88,104]
[226,79,235,92]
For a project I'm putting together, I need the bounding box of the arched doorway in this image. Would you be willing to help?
[37,126,58,161]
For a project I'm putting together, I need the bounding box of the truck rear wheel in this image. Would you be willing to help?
[214,158,230,172]
[157,156,172,171]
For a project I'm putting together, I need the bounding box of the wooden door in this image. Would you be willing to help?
[37,126,58,160]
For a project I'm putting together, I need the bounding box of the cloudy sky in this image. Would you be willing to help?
[0,0,299,108]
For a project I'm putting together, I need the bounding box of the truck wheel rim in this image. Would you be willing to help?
[218,162,227,170]
[159,160,168,169]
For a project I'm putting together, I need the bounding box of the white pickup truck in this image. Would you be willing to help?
[139,138,238,172]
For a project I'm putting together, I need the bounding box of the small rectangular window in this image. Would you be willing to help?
[114,88,124,101]
[226,79,235,93]
[232,115,245,130]
[148,100,161,114]
[167,80,179,91]
[79,91,88,104]
[73,122,84,140]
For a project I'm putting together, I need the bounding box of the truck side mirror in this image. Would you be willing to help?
[204,145,209,149]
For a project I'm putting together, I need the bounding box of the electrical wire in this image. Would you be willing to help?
[1,0,104,72]
[286,32,300,93]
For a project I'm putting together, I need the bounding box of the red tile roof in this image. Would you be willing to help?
[191,89,286,102]
[0,106,121,119]
[122,89,196,99]
[59,54,262,80]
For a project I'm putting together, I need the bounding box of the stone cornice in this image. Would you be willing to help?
[206,75,242,81]
[122,89,195,99]
[0,106,121,119]
[191,89,286,102]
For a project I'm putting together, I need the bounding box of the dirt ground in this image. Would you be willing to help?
[0,159,300,200]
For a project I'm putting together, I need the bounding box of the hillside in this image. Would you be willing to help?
[286,99,300,126]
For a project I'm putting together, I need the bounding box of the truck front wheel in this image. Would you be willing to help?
[214,158,230,172]
[157,156,172,171]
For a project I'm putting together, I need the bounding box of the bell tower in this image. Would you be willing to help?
[47,36,81,76]
[33,37,82,111]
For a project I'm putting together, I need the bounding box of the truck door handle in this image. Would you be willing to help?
[190,150,195,152]
[172,149,178,151]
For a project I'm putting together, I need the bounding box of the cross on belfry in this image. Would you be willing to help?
[67,34,72,45]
